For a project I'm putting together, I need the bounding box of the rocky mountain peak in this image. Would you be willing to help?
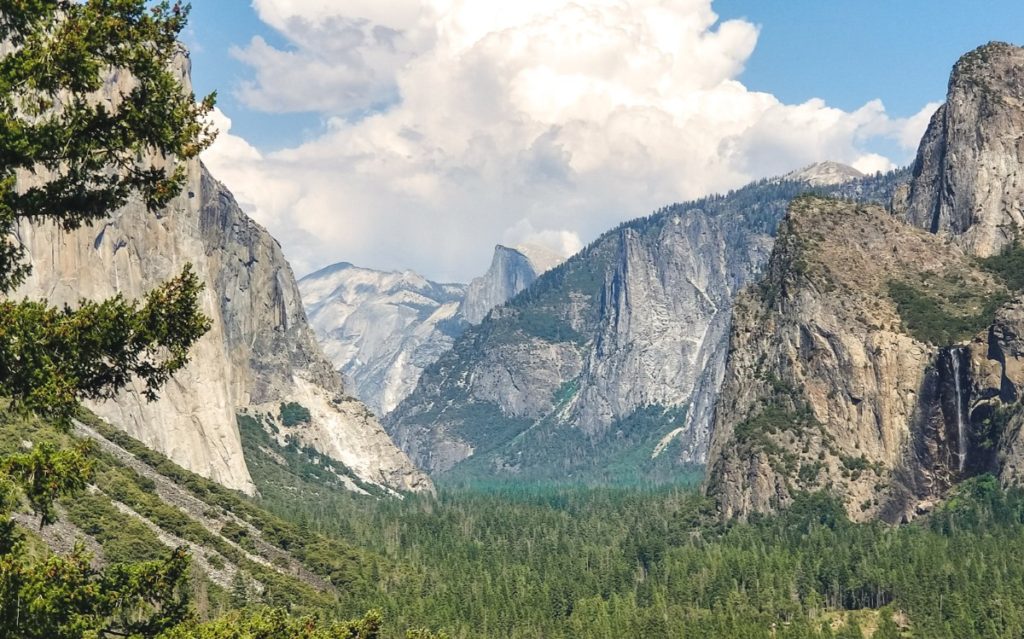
[783,161,864,186]
[459,244,564,324]
[298,264,467,416]
[950,41,1024,90]
[903,41,1024,256]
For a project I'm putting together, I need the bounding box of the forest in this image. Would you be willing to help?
[249,468,1024,639]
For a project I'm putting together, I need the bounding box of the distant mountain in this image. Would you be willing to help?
[460,244,563,324]
[299,264,467,416]
[299,245,565,416]
[385,164,906,484]
[782,161,865,186]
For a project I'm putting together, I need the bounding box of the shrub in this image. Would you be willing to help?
[279,402,311,427]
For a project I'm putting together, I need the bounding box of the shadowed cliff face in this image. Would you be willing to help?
[10,55,432,496]
[903,42,1024,256]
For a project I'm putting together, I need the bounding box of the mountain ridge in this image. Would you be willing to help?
[299,243,565,416]
[704,42,1024,521]
[385,166,907,483]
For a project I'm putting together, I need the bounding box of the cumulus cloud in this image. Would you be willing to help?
[203,0,937,281]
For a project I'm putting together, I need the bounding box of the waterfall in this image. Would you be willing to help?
[950,348,967,473]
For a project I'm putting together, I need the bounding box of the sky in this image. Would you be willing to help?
[185,0,1024,282]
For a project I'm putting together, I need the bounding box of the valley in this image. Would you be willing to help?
[4,2,1024,637]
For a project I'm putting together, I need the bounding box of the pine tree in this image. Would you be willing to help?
[0,0,214,428]
[230,570,249,610]
[0,2,213,637]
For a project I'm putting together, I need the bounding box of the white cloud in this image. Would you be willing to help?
[852,153,897,175]
[204,0,936,281]
[501,219,584,259]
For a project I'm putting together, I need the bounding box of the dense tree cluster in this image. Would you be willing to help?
[227,420,1024,639]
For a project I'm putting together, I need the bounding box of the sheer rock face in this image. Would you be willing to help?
[14,163,256,494]
[705,43,1024,522]
[385,182,805,479]
[299,264,467,417]
[703,197,1022,522]
[903,42,1024,256]
[11,55,431,496]
[459,245,561,325]
[198,171,432,494]
[386,169,904,481]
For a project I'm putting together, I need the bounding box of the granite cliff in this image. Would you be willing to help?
[12,55,431,496]
[703,196,1018,522]
[299,264,466,416]
[903,42,1024,257]
[299,244,562,417]
[705,43,1024,521]
[386,169,903,483]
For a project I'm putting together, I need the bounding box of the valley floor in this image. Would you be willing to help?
[9,409,1024,638]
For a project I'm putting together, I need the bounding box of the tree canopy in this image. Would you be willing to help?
[0,2,213,636]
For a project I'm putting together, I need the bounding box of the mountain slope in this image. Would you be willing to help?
[1,407,380,617]
[703,196,1017,522]
[11,55,430,496]
[298,244,564,417]
[386,167,904,483]
[299,264,466,416]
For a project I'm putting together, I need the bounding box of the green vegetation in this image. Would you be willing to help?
[228,449,1024,639]
[888,277,1010,345]
[0,2,224,637]
[279,402,312,427]
[441,404,700,487]
[980,241,1024,290]
[0,1,214,428]
[21,400,1024,638]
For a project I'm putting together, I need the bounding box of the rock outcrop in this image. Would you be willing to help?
[12,54,431,496]
[704,43,1024,523]
[903,42,1024,256]
[704,197,1013,521]
[299,264,466,416]
[298,244,565,418]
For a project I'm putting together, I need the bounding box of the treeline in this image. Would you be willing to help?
[12,404,1024,637]
[240,430,1024,639]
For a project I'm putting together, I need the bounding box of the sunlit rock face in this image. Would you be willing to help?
[385,169,904,482]
[13,55,432,496]
[298,244,563,417]
[903,42,1024,257]
[707,43,1024,522]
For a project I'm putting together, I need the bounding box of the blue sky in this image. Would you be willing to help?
[190,1,1024,281]
[188,1,1024,154]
